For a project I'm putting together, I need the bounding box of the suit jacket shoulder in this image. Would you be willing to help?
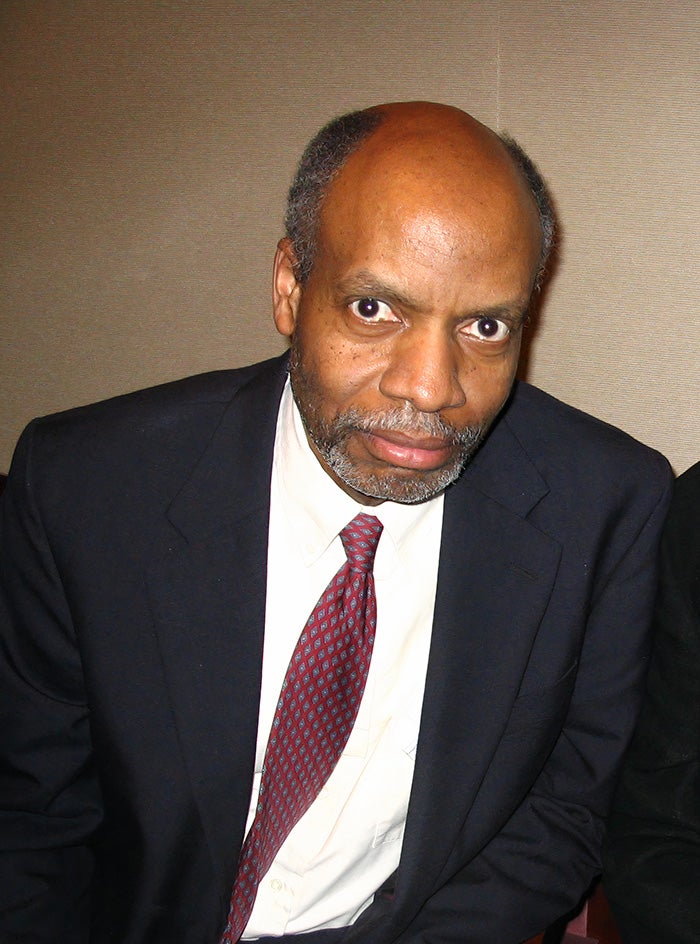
[21,356,285,475]
[9,355,289,534]
[504,381,670,483]
[463,380,671,557]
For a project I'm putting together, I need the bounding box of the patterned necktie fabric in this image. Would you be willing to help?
[220,511,383,943]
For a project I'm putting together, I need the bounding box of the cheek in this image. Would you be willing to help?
[300,336,386,409]
[295,338,380,418]
[454,347,520,421]
[324,358,384,413]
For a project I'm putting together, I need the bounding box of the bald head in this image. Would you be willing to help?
[357,101,527,186]
[285,101,554,289]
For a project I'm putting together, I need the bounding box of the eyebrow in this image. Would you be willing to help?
[336,270,530,326]
[336,271,423,310]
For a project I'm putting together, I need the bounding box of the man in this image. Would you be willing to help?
[604,460,700,944]
[0,102,671,943]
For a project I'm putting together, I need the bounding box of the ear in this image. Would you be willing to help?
[272,238,302,338]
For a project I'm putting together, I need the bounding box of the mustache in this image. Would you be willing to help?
[333,404,481,446]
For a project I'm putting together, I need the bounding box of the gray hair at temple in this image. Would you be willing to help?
[284,107,556,290]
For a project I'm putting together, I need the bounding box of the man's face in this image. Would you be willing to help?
[274,121,541,505]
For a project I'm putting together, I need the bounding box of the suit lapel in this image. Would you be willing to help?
[146,358,287,900]
[394,409,562,911]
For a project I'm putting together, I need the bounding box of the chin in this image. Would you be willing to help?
[328,452,469,505]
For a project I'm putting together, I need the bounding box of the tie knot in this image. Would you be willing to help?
[340,512,383,572]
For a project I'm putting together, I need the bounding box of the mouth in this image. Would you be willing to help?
[362,428,456,471]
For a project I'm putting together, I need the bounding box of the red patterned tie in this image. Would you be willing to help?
[220,512,383,943]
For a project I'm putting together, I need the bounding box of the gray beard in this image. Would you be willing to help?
[289,360,487,504]
[320,428,482,503]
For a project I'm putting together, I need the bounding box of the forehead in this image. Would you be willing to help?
[312,142,541,302]
[314,129,541,298]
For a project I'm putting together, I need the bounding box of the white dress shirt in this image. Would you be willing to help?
[243,380,444,938]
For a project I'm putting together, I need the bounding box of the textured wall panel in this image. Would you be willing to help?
[1,1,697,472]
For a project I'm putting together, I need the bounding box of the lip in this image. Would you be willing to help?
[362,429,455,471]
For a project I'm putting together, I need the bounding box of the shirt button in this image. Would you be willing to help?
[270,878,283,892]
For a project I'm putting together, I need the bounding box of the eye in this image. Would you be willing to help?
[463,316,510,343]
[348,297,399,323]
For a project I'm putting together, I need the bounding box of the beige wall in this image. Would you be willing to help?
[1,0,698,475]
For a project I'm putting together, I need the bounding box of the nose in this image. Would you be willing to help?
[378,326,467,414]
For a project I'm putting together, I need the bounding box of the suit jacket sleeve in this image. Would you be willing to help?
[395,456,673,944]
[0,423,99,943]
[603,462,700,944]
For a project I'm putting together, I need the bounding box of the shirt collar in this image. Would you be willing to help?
[273,379,443,566]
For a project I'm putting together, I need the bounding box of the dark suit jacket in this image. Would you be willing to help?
[603,460,700,944]
[0,356,672,944]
